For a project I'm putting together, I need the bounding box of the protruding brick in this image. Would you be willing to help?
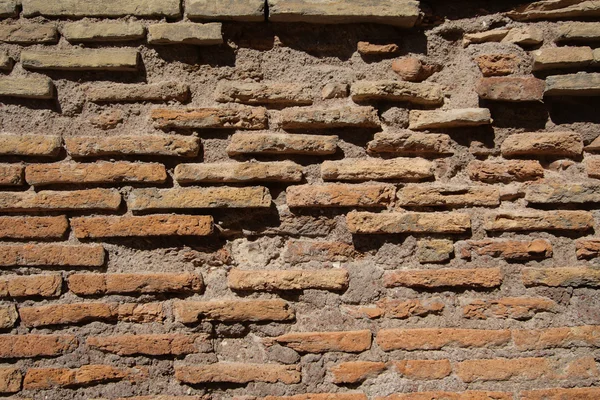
[532,46,593,71]
[0,24,57,44]
[456,239,553,260]
[22,0,181,18]
[475,54,519,76]
[62,21,145,42]
[0,134,60,156]
[408,108,492,130]
[71,215,212,238]
[22,49,139,71]
[86,81,189,103]
[148,23,222,45]
[556,22,600,43]
[485,210,594,232]
[174,299,294,323]
[0,367,21,394]
[0,244,104,267]
[284,240,358,264]
[520,387,600,400]
[397,185,500,207]
[176,161,303,183]
[187,0,265,22]
[287,184,395,208]
[128,187,271,210]
[0,216,67,239]
[331,361,386,383]
[273,330,371,353]
[468,160,544,183]
[367,131,454,157]
[350,81,444,106]
[0,76,54,99]
[545,72,600,96]
[0,189,121,212]
[463,297,557,320]
[175,363,300,384]
[66,135,199,158]
[0,335,77,358]
[576,238,600,259]
[151,106,268,130]
[280,106,380,129]
[384,268,502,289]
[463,29,509,46]
[508,0,600,21]
[476,77,545,102]
[0,164,23,186]
[522,267,600,287]
[513,326,600,350]
[0,305,17,329]
[228,268,348,291]
[0,274,61,298]
[23,365,147,389]
[322,158,433,182]
[227,133,337,156]
[392,360,452,380]
[25,162,167,186]
[376,328,510,351]
[216,81,312,105]
[87,334,211,356]
[68,272,204,295]
[501,131,583,157]
[347,211,471,234]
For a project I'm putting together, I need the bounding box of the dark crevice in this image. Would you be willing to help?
[264,0,269,22]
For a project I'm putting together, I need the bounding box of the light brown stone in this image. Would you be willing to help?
[347,211,471,234]
[128,187,271,210]
[508,0,600,21]
[357,42,399,55]
[522,267,600,287]
[397,185,500,207]
[532,46,593,71]
[287,184,395,208]
[417,240,454,263]
[545,72,600,96]
[0,134,60,156]
[525,181,600,204]
[86,81,189,102]
[501,131,583,157]
[409,108,492,130]
[463,29,510,47]
[485,210,594,232]
[376,328,511,351]
[384,268,503,289]
[148,23,222,45]
[228,268,348,291]
[512,325,600,350]
[22,0,181,17]
[0,367,21,393]
[71,215,212,238]
[227,133,337,155]
[151,106,268,130]
[0,24,57,44]
[62,21,146,42]
[0,76,54,99]
[273,330,371,353]
[280,106,380,129]
[0,305,17,329]
[476,77,545,102]
[177,161,302,183]
[173,299,294,323]
[215,81,312,105]
[186,0,265,21]
[0,189,121,212]
[463,297,557,320]
[0,164,23,186]
[576,238,600,259]
[321,158,434,182]
[502,27,544,46]
[351,81,444,106]
[556,22,600,43]
[22,49,139,71]
[65,135,199,158]
[367,131,454,156]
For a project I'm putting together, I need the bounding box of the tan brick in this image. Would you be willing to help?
[0,244,105,267]
[216,81,312,105]
[280,106,380,129]
[322,158,434,182]
[391,360,452,380]
[503,26,544,46]
[585,156,600,179]
[86,81,189,103]
[71,215,213,238]
[22,49,139,71]
[417,240,454,263]
[227,133,337,156]
[367,131,453,156]
[576,238,600,259]
[476,76,545,102]
[384,268,502,289]
[62,21,146,43]
[322,83,349,99]
[0,334,77,358]
[464,29,510,46]
[474,54,519,77]
[513,326,600,350]
[0,134,60,156]
[502,131,583,157]
[187,0,265,21]
[0,216,68,239]
[545,72,600,96]
[151,106,267,130]
[0,367,20,394]
[532,46,593,71]
[287,184,395,208]
[148,23,222,45]
[376,328,511,351]
[175,161,303,183]
[273,330,371,353]
[463,297,557,320]
[456,239,553,260]
[284,240,358,264]
[66,135,199,158]
[22,0,181,18]
[174,299,294,323]
[96,397,205,400]
[484,210,593,232]
[377,298,445,319]
[525,182,600,204]
[330,361,386,383]
[557,22,600,43]
[0,189,121,212]
[409,108,492,130]
[1,274,61,298]
[377,392,512,400]
[509,0,600,20]
[0,164,22,186]
[25,162,167,186]
[23,365,146,390]
[228,268,348,291]
[0,24,57,44]
[350,81,444,106]
[68,272,203,295]
[520,387,600,400]
[128,187,271,210]
[397,185,500,207]
[347,211,471,234]
[0,305,17,329]
[357,41,399,55]
[468,159,544,183]
[0,76,54,99]
[87,334,211,356]
[0,0,17,17]
[522,267,600,287]
[176,363,300,384]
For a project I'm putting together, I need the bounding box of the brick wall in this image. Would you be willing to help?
[0,0,599,399]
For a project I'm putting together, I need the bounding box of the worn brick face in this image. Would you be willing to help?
[376,328,511,351]
[175,363,301,384]
[0,335,78,358]
[0,189,121,212]
[0,244,105,267]
[71,215,213,238]
[23,365,147,389]
[322,158,434,182]
[272,330,372,353]
[151,107,268,130]
[228,268,348,291]
[68,272,203,295]
[227,133,338,156]
[287,184,395,208]
[128,187,272,210]
[87,334,211,356]
[174,299,294,323]
[0,215,68,239]
[65,135,199,158]
[0,368,21,394]
[347,211,471,234]
[384,268,503,289]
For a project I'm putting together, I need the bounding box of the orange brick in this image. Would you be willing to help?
[520,387,600,400]
[330,361,386,383]
[175,161,303,183]
[128,187,271,210]
[174,299,294,323]
[0,334,77,358]
[87,334,211,356]
[272,330,371,353]
[0,244,105,267]
[377,298,445,319]
[151,106,268,130]
[376,328,511,351]
[463,297,557,320]
[396,185,500,207]
[175,363,300,384]
[0,305,17,328]
[467,159,544,183]
[0,134,61,156]
[0,188,121,212]
[347,211,471,234]
[23,365,146,389]
[71,215,213,238]
[576,238,600,259]
[456,239,552,260]
[284,240,358,263]
[376,392,512,400]
[522,267,600,287]
[68,272,203,295]
[228,268,348,291]
[0,216,68,239]
[0,274,61,298]
[0,164,23,186]
[0,367,21,394]
[322,158,433,182]
[512,326,600,350]
[287,184,395,208]
[501,131,583,158]
[384,268,502,289]
[391,360,452,380]
[65,134,200,158]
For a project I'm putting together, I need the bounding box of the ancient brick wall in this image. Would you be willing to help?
[0,0,599,399]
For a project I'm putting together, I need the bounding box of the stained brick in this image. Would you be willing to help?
[586,157,600,178]
[456,239,553,260]
[68,272,203,295]
[408,108,492,130]
[347,211,471,234]
[350,81,444,106]
[501,131,583,157]
[484,210,593,232]
[87,334,211,356]
[476,76,545,102]
[128,187,271,210]
[0,76,54,99]
[176,161,303,183]
[71,215,213,238]
[0,134,60,156]
[228,268,348,291]
[273,330,371,353]
[474,54,520,76]
[367,131,454,156]
[174,299,294,323]
[86,81,189,103]
[576,238,600,259]
[513,326,600,350]
[22,0,181,18]
[0,189,121,212]
[526,181,600,204]
[216,81,312,105]
[0,334,77,358]
[522,267,600,287]
[0,305,17,329]
[467,160,544,183]
[321,158,433,182]
[463,297,557,320]
[279,106,380,129]
[148,23,222,45]
[0,244,105,267]
[65,135,199,158]
[532,46,594,71]
[0,367,21,394]
[384,268,502,289]
[0,24,57,44]
[545,72,600,96]
[376,328,511,351]
[396,185,500,207]
[417,240,454,263]
[175,363,301,384]
[556,22,600,43]
[0,164,23,186]
[228,132,338,156]
[392,360,452,380]
[62,21,146,43]
[23,365,146,390]
[287,184,395,208]
[22,49,139,71]
[520,387,600,400]
[330,361,386,383]
[187,0,265,21]
[284,240,358,264]
[151,106,268,130]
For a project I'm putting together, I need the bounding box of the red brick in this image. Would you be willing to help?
[87,334,211,356]
[151,107,268,130]
[272,330,371,353]
[0,216,68,239]
[376,328,511,351]
[330,361,386,383]
[347,211,471,234]
[475,54,520,76]
[71,215,213,238]
[228,268,348,291]
[391,360,452,380]
[0,164,23,186]
[68,272,203,295]
[384,268,502,289]
[0,244,105,267]
[0,134,61,157]
[512,326,600,350]
[0,274,61,298]
[0,367,21,394]
[520,387,600,400]
[463,297,557,320]
[23,365,147,389]
[522,267,600,287]
[476,76,546,101]
[175,363,300,384]
[174,299,294,323]
[0,335,77,358]
[0,189,121,212]
[287,184,395,208]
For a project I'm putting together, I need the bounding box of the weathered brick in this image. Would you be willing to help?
[377,392,511,400]
[267,0,420,27]
[557,22,600,43]
[148,23,222,45]
[576,238,600,259]
[463,29,510,46]
[0,51,12,71]
[114,303,164,323]
[502,131,583,157]
[525,182,600,204]
[347,211,471,234]
[0,24,57,44]
[151,106,268,130]
[508,0,600,21]
[87,334,211,356]
[513,326,600,350]
[0,134,60,156]
[22,49,139,71]
[0,334,77,358]
[23,365,146,389]
[520,387,600,400]
[0,274,61,298]
[128,187,271,210]
[485,210,593,232]
[62,21,145,42]
[72,215,212,238]
[228,268,348,291]
[532,46,594,71]
[367,131,454,157]
[456,239,553,260]
[25,162,167,186]
[474,54,520,77]
[322,158,433,182]
[350,81,444,106]
[357,41,399,55]
[65,135,199,158]
[86,81,189,103]
[545,72,600,96]
[187,0,265,21]
[272,330,371,353]
[408,108,492,130]
[0,164,23,186]
[176,161,302,183]
[279,106,380,129]
[68,272,203,295]
[503,26,544,46]
[586,157,600,179]
[96,397,204,400]
[587,135,600,152]
[376,328,511,351]
[522,267,600,287]
[392,360,452,380]
[227,133,337,156]
[467,160,544,183]
[417,240,454,263]
[476,77,545,102]
[261,396,367,400]
[216,81,312,105]
[391,58,441,82]
[342,305,385,319]
[0,367,20,394]
[287,184,395,208]
[176,363,300,384]
[463,297,557,320]
[0,0,16,17]
[284,240,358,263]
[0,244,105,267]
[0,305,17,329]
[384,268,502,289]
[22,0,181,18]
[0,189,121,212]
[0,76,54,99]
[386,298,445,319]
[330,361,386,383]
[174,299,294,323]
[397,185,500,207]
